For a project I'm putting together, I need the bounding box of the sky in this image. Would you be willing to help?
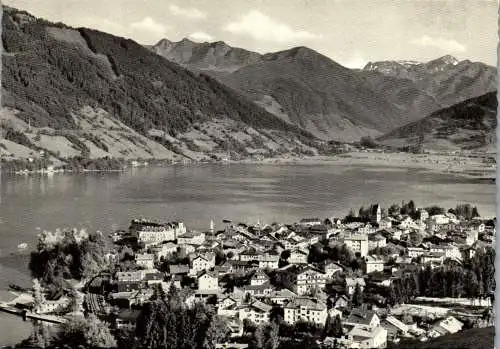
[3,0,498,68]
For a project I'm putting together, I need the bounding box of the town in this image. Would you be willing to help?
[2,201,495,349]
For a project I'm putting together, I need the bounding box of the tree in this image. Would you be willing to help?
[388,204,400,217]
[324,314,343,338]
[250,325,265,349]
[263,321,280,349]
[32,278,45,314]
[332,315,343,337]
[56,314,117,349]
[204,315,231,349]
[352,283,364,307]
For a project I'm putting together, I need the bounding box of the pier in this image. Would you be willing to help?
[0,304,67,324]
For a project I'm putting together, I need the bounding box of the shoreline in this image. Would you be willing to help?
[2,151,496,178]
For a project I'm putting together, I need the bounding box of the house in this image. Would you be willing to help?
[115,271,144,292]
[346,325,388,349]
[114,309,141,330]
[143,270,164,285]
[130,219,180,246]
[228,260,258,273]
[151,242,178,261]
[250,270,270,286]
[429,316,463,337]
[197,271,219,291]
[368,234,387,250]
[288,249,309,264]
[235,282,274,297]
[365,255,385,274]
[343,233,369,257]
[381,315,409,341]
[324,261,344,278]
[259,252,280,269]
[295,266,328,296]
[407,247,426,258]
[466,230,479,246]
[178,231,206,245]
[420,252,445,266]
[217,296,241,317]
[265,288,298,306]
[238,300,272,325]
[168,264,190,276]
[298,218,323,228]
[331,294,350,309]
[344,308,381,331]
[190,254,216,275]
[345,277,366,295]
[379,217,393,230]
[284,297,328,325]
[135,253,155,269]
[430,244,462,260]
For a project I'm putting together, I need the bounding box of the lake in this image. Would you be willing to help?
[0,163,495,345]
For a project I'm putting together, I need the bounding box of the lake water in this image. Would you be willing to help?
[0,163,495,345]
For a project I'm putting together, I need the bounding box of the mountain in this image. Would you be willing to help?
[378,91,497,152]
[152,38,262,74]
[362,55,497,108]
[391,326,494,349]
[218,46,414,141]
[0,7,323,166]
[151,39,496,142]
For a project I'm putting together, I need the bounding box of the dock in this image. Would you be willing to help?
[0,304,67,324]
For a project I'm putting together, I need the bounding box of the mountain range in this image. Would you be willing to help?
[0,6,497,167]
[378,91,497,152]
[0,7,320,165]
[152,39,497,142]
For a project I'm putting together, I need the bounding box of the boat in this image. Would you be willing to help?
[17,243,28,250]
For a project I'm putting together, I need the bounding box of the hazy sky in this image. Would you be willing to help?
[4,0,498,68]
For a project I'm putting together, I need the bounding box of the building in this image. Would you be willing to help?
[368,234,387,249]
[197,271,219,291]
[151,242,178,261]
[345,308,380,331]
[466,230,479,246]
[381,315,409,341]
[324,262,343,278]
[130,219,181,246]
[298,218,323,228]
[365,255,385,274]
[135,253,155,269]
[295,266,327,296]
[250,270,270,286]
[346,325,388,348]
[284,297,328,326]
[177,231,206,245]
[430,244,462,260]
[190,253,216,275]
[421,252,445,266]
[288,249,309,264]
[407,247,426,258]
[371,204,382,224]
[238,300,272,325]
[344,233,369,257]
[429,316,464,337]
[345,277,366,295]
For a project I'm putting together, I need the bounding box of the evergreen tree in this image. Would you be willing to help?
[332,315,343,338]
[352,283,364,307]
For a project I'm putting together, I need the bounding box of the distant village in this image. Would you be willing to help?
[3,202,496,349]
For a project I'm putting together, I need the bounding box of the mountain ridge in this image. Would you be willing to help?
[0,6,325,167]
[152,38,497,141]
[378,91,497,152]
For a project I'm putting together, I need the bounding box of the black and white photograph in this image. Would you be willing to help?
[0,1,497,348]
